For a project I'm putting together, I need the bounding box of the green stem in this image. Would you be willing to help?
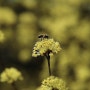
[47,58,51,76]
[46,52,51,76]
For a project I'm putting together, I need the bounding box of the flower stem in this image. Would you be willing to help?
[12,82,18,90]
[45,52,51,76]
[47,58,51,76]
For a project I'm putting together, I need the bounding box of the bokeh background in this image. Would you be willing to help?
[0,0,90,90]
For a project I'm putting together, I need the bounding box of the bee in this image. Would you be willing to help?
[38,34,49,40]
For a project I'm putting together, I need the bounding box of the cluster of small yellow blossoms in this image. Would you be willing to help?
[37,85,52,90]
[0,30,5,43]
[0,67,23,84]
[37,76,68,90]
[32,38,61,57]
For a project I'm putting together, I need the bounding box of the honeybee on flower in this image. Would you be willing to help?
[32,33,62,76]
[32,34,61,57]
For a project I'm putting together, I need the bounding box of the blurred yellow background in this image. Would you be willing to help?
[0,0,90,90]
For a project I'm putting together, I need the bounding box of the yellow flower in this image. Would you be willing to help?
[0,67,23,84]
[32,38,61,57]
[37,85,52,90]
[0,30,5,43]
[0,7,16,24]
[37,76,68,90]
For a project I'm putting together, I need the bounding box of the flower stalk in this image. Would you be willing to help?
[45,51,51,76]
[12,82,18,90]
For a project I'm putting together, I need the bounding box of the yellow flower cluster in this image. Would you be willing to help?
[32,39,61,57]
[0,30,5,43]
[37,76,68,90]
[37,85,52,90]
[0,67,23,84]
[0,7,16,24]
